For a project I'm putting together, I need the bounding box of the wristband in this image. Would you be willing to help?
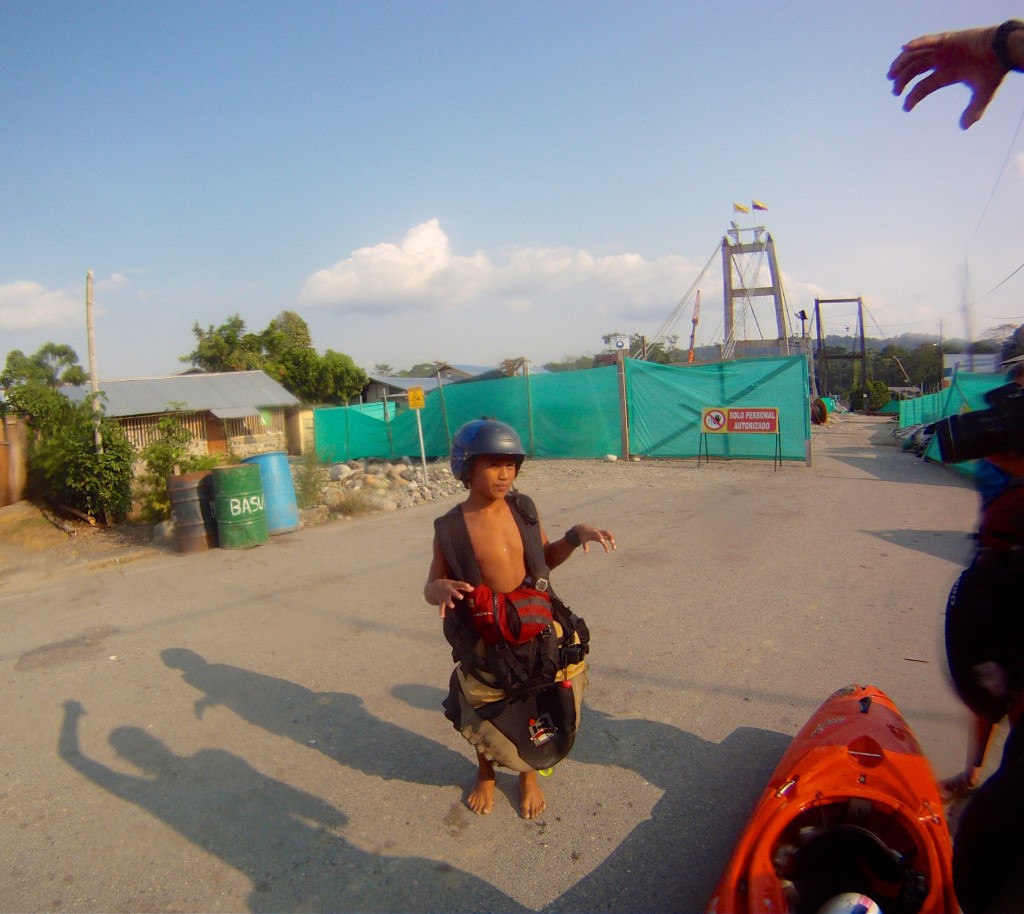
[565,526,582,548]
[993,20,1024,73]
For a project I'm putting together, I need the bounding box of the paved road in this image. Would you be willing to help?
[0,416,984,912]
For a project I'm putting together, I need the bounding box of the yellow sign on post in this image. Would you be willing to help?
[407,387,429,484]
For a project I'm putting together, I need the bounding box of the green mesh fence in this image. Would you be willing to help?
[314,356,811,462]
[898,391,948,427]
[626,356,810,460]
[919,370,1006,476]
[898,373,1008,430]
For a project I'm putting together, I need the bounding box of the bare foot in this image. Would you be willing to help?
[938,771,978,801]
[467,753,495,815]
[519,771,546,819]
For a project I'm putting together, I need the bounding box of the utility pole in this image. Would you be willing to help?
[796,309,819,398]
[86,270,103,455]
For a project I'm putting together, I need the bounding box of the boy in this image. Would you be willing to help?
[424,419,614,819]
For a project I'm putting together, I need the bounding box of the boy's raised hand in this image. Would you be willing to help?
[429,579,474,617]
[575,523,616,554]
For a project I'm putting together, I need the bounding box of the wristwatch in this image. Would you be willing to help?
[993,20,1024,73]
[565,526,582,548]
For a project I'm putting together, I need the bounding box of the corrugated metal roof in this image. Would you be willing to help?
[65,371,300,418]
[367,375,440,392]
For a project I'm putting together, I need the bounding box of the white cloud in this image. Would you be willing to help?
[0,281,83,331]
[301,219,492,310]
[300,219,704,330]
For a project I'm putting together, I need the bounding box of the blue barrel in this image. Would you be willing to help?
[242,451,299,535]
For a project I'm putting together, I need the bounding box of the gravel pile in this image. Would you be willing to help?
[298,458,465,525]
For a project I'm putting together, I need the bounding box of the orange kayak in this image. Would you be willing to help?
[706,685,957,914]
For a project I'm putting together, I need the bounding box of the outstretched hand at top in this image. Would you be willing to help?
[888,25,1007,130]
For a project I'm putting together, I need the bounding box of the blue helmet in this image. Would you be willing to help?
[450,419,525,486]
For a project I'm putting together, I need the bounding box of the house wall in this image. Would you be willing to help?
[228,430,288,460]
[116,408,296,459]
[286,408,315,456]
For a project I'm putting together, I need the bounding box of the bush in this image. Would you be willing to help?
[138,410,220,524]
[293,450,329,509]
[328,489,375,517]
[7,384,136,524]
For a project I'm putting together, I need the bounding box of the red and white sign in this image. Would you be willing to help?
[701,408,727,433]
[726,407,778,434]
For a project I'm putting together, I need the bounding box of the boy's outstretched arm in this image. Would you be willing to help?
[424,534,473,618]
[544,522,615,570]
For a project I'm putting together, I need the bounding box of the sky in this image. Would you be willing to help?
[4,1,1024,380]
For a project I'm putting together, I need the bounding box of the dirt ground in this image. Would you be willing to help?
[0,502,156,582]
[0,414,987,912]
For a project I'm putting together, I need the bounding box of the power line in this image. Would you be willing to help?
[970,259,1024,307]
[964,106,1024,254]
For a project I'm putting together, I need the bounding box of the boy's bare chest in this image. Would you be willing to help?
[464,512,526,593]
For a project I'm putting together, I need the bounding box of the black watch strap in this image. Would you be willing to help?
[565,526,582,548]
[993,20,1024,73]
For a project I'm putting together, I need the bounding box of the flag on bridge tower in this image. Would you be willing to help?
[732,202,750,214]
[752,200,768,211]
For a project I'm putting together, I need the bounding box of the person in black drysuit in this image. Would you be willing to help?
[890,21,1024,912]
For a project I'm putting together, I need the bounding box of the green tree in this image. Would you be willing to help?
[181,314,264,372]
[259,310,315,380]
[905,342,942,392]
[1001,324,1024,364]
[321,349,367,403]
[179,311,366,405]
[406,362,442,377]
[4,383,135,523]
[280,347,331,403]
[1,343,87,388]
[544,355,595,372]
[599,332,682,363]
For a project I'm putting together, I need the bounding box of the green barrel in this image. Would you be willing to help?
[211,465,268,549]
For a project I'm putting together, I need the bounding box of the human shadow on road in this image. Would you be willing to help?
[161,648,474,787]
[869,528,974,565]
[543,707,791,914]
[823,445,970,488]
[58,700,522,913]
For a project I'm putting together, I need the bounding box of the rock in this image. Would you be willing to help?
[604,454,618,462]
[303,459,466,520]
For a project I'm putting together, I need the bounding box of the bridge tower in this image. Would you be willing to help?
[721,225,791,360]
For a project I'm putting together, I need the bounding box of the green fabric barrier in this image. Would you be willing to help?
[313,356,811,462]
[315,366,621,461]
[626,356,810,460]
[877,399,900,415]
[921,371,1006,476]
[898,391,947,428]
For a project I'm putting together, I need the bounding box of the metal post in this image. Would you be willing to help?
[617,351,630,459]
[85,270,103,454]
